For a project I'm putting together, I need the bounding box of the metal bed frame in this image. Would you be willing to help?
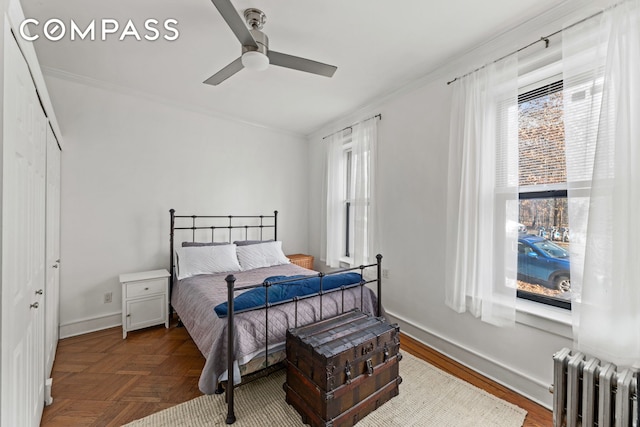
[169,209,383,424]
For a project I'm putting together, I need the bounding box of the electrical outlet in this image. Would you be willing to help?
[104,292,112,304]
[382,269,390,279]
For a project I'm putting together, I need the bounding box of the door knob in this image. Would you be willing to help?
[35,289,43,295]
[30,302,39,309]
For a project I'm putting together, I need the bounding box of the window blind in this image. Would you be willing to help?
[518,80,566,188]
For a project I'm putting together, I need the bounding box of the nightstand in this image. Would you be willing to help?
[287,254,314,270]
[119,269,170,339]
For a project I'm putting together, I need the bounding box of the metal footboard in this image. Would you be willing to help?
[223,255,383,424]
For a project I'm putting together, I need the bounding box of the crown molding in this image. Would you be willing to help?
[41,66,306,139]
[307,0,609,140]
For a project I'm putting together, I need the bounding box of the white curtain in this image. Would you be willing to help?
[563,0,640,367]
[323,118,379,268]
[351,118,379,266]
[324,132,345,268]
[445,56,520,327]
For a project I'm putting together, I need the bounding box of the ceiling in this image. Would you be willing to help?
[20,0,565,136]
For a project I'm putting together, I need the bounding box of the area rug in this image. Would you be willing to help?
[124,352,527,427]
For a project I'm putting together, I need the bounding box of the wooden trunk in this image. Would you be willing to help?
[285,310,401,427]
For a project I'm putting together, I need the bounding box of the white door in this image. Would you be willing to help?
[1,22,47,427]
[45,125,61,380]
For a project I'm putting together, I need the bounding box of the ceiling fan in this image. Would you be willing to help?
[204,0,338,86]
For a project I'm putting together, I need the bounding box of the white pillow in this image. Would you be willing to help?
[235,241,290,271]
[176,244,241,280]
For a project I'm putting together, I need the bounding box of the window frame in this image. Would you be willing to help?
[339,136,358,265]
[339,134,373,266]
[342,141,354,261]
[516,76,572,310]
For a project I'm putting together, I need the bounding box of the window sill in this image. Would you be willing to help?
[339,256,354,268]
[515,298,572,339]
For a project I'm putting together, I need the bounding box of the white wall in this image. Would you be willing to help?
[307,1,611,409]
[47,76,309,337]
[309,77,570,409]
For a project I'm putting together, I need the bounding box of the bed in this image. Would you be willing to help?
[169,210,383,424]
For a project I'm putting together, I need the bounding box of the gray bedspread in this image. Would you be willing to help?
[171,264,378,394]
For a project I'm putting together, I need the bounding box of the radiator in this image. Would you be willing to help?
[552,348,638,427]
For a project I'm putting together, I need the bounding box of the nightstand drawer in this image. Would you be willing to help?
[125,278,166,299]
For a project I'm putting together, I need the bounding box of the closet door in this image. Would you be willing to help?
[1,26,47,427]
[45,125,61,380]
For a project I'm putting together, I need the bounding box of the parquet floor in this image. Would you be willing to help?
[41,318,551,426]
[41,320,204,426]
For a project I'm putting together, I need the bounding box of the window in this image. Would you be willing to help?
[343,143,354,259]
[341,139,371,263]
[516,79,571,309]
[325,119,378,268]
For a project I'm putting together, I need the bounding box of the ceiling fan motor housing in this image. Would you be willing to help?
[241,9,268,55]
[242,29,268,55]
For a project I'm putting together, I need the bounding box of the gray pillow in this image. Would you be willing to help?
[233,239,274,246]
[181,241,229,247]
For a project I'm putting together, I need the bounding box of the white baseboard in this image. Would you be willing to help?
[385,309,553,410]
[59,312,122,339]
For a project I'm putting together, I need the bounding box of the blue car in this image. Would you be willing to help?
[517,235,570,292]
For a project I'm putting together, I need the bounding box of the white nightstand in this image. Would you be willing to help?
[119,269,170,339]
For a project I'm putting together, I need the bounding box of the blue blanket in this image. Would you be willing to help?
[214,272,363,317]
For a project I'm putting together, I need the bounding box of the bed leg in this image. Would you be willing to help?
[176,318,183,327]
[225,274,237,425]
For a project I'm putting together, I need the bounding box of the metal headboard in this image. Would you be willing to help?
[168,209,278,303]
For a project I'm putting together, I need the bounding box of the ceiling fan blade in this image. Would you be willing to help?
[210,0,258,48]
[203,57,244,86]
[267,51,337,78]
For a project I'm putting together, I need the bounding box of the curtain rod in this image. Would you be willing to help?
[446,6,613,86]
[322,114,382,140]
